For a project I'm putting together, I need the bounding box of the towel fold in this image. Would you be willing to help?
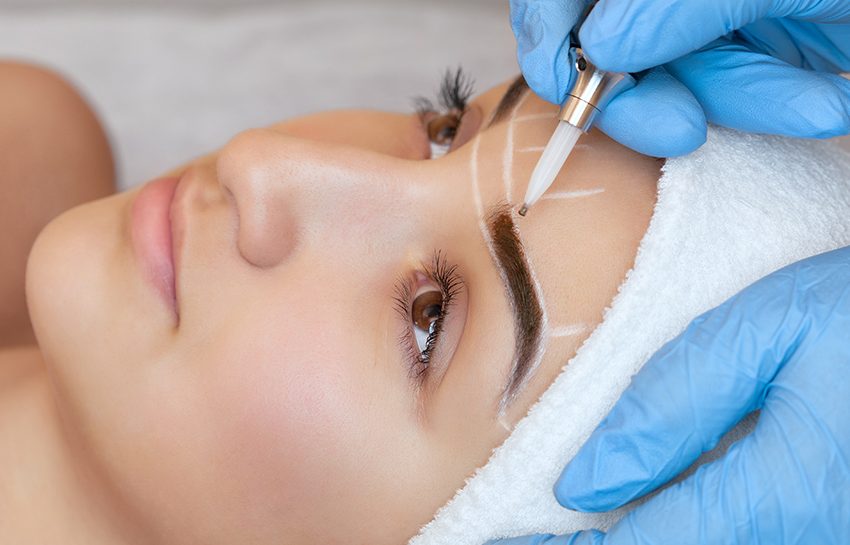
[411,127,850,545]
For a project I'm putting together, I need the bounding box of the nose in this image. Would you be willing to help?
[216,128,418,268]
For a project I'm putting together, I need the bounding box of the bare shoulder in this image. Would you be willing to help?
[0,60,116,347]
[0,345,45,398]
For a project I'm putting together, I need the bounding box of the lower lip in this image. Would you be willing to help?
[131,176,179,316]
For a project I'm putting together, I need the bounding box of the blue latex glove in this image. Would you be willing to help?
[487,246,850,544]
[510,0,850,157]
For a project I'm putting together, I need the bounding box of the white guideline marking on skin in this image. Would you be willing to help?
[469,136,488,230]
[470,132,550,418]
[542,188,605,200]
[518,143,590,154]
[515,112,558,123]
[470,136,514,417]
[498,413,514,433]
[497,97,553,415]
[502,91,530,200]
[550,323,588,338]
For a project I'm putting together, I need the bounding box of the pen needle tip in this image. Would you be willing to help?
[518,204,528,217]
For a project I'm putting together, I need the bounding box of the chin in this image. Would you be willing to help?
[24,189,204,540]
[25,190,156,400]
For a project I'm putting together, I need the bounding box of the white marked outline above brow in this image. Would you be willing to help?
[517,145,545,153]
[470,128,550,417]
[542,188,605,200]
[550,323,588,338]
[499,94,551,413]
[514,112,557,123]
[469,135,489,241]
[518,143,591,154]
[502,90,531,201]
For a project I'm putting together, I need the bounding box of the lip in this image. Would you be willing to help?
[131,176,181,319]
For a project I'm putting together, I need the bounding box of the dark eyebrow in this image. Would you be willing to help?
[486,205,545,410]
[486,75,529,128]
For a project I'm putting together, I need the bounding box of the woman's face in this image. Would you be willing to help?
[27,75,658,544]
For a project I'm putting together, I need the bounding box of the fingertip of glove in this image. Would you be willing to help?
[598,107,707,158]
[553,463,607,513]
[554,439,645,513]
[515,24,575,105]
[578,8,638,73]
[802,104,850,139]
[762,73,850,139]
[594,69,708,157]
[653,121,708,158]
[518,47,575,106]
[516,66,560,106]
[554,483,624,514]
[576,23,616,71]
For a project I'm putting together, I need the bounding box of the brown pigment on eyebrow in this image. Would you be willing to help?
[488,75,529,128]
[487,205,544,405]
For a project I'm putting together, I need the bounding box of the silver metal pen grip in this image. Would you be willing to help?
[558,47,636,132]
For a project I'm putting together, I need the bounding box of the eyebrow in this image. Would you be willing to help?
[486,205,545,410]
[486,75,530,128]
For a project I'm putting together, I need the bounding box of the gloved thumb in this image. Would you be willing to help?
[554,251,824,511]
[583,400,847,545]
[509,0,590,104]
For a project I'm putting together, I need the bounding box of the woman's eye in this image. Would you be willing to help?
[424,111,462,159]
[427,112,460,144]
[410,288,444,354]
[414,66,475,160]
[393,252,463,379]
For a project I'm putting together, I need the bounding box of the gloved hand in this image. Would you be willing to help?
[510,0,850,157]
[487,245,850,544]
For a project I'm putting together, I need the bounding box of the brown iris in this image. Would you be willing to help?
[426,110,463,146]
[411,290,443,332]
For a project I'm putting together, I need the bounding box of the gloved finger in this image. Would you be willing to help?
[578,0,850,74]
[596,391,850,545]
[594,65,706,157]
[666,37,850,138]
[509,0,587,104]
[554,253,814,512]
[486,530,605,545]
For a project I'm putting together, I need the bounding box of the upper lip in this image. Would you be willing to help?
[169,169,190,319]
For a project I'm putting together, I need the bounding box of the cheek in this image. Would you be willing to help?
[209,322,362,524]
[201,299,423,542]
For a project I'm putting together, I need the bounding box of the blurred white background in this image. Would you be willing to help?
[2,1,846,190]
[0,0,518,189]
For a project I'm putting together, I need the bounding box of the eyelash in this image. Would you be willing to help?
[393,252,464,380]
[414,66,475,115]
[413,67,476,158]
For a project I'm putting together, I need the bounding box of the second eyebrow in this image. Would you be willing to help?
[487,75,529,128]
[486,206,544,409]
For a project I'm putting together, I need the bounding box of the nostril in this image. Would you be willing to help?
[238,198,300,268]
[216,129,303,269]
[221,175,300,269]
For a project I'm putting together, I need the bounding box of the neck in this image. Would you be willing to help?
[0,347,148,544]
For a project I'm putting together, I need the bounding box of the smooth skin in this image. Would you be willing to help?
[0,62,659,544]
[510,0,850,157]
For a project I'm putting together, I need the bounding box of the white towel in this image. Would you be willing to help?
[410,127,850,545]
